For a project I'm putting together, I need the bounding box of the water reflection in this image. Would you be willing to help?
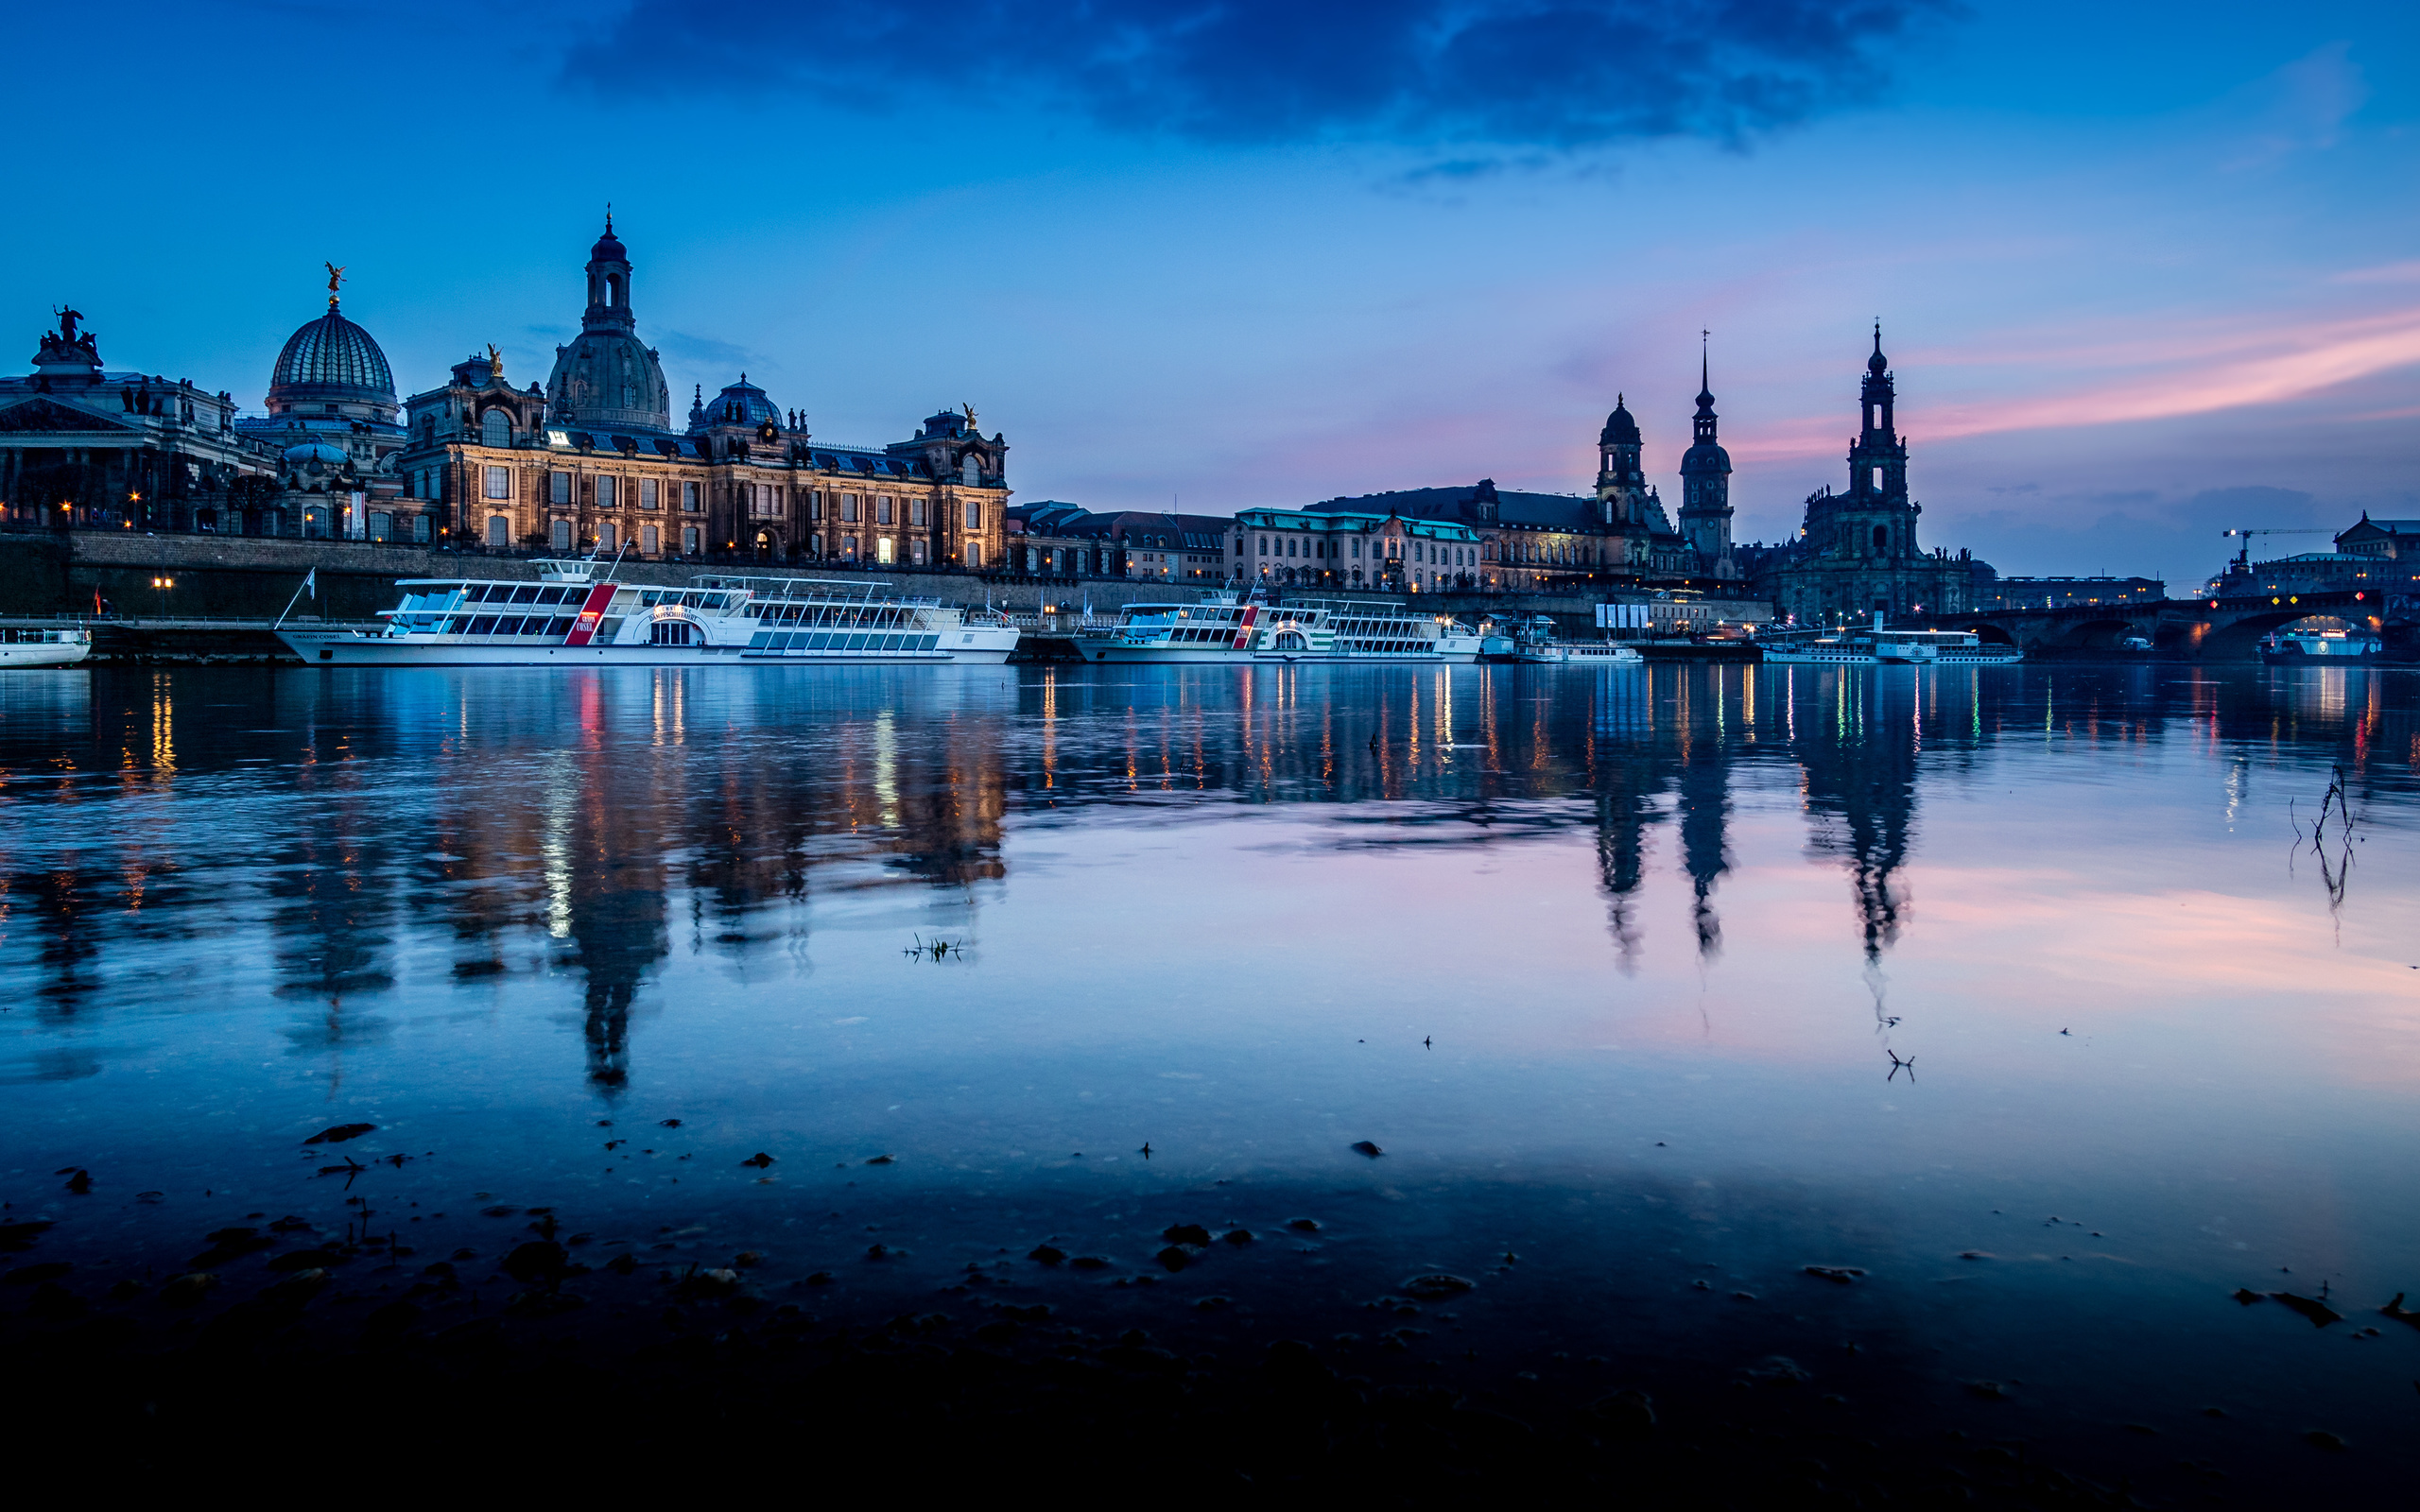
[1,662,2415,1091]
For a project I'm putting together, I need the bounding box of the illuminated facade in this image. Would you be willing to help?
[392,217,1010,565]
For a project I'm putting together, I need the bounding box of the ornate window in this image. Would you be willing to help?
[483,466,511,500]
[683,481,700,513]
[550,519,573,551]
[480,409,510,448]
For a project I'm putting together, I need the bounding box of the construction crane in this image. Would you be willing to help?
[2220,526,2327,576]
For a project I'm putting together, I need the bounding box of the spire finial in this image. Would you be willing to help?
[1701,328,1710,391]
[605,201,614,234]
[1873,318,1882,353]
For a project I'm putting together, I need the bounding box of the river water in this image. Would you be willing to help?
[4,661,2416,1492]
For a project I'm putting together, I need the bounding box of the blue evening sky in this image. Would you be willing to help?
[6,1,2414,586]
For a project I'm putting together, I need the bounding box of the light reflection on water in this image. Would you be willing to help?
[3,661,2418,1471]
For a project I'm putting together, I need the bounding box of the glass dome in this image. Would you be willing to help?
[269,309,395,415]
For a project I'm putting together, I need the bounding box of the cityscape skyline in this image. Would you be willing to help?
[3,2,2412,593]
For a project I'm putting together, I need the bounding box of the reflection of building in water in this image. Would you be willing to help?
[1781,667,1922,960]
[406,671,1011,1091]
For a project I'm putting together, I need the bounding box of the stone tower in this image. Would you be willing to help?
[1839,322,1915,560]
[1675,342,1734,577]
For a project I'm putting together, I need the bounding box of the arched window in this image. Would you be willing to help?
[480,409,510,448]
[550,519,572,551]
[962,455,981,486]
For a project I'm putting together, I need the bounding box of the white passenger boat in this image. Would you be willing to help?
[1873,628,2023,666]
[2259,627,2380,665]
[0,627,93,668]
[277,559,1018,666]
[1078,591,1479,664]
[1502,615,1643,666]
[1756,628,1877,666]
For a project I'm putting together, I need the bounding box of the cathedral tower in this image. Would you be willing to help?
[1842,323,1914,557]
[1675,342,1734,576]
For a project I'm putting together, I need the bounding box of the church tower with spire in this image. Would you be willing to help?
[1675,339,1735,577]
[545,211,672,433]
[1751,324,1985,625]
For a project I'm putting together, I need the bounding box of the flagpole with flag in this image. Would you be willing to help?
[274,567,317,628]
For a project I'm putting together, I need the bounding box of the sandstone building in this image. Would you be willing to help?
[1743,330,1985,624]
[391,217,1009,567]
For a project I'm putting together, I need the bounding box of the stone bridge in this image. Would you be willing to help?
[1957,588,2403,660]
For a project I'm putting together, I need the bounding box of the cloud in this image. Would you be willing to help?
[2221,43,2369,172]
[656,329,757,371]
[1731,305,2420,463]
[562,1,1952,149]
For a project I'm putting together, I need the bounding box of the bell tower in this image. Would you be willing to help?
[1595,395,1647,525]
[1675,336,1734,576]
[584,210,635,333]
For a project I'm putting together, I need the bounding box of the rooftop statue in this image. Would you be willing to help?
[487,343,504,377]
[51,305,82,344]
[324,262,346,308]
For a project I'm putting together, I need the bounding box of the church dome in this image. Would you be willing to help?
[270,309,394,413]
[692,375,781,432]
[1599,395,1640,446]
[1681,439,1732,474]
[282,439,349,466]
[591,222,628,264]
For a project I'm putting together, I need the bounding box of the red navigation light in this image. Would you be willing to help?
[2354,591,2364,601]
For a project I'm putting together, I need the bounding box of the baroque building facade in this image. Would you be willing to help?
[390,217,1010,567]
[0,306,269,531]
[1261,367,1739,593]
[1745,330,1984,624]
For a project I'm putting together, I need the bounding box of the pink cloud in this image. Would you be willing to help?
[1731,305,2420,463]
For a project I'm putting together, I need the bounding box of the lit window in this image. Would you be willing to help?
[483,466,511,500]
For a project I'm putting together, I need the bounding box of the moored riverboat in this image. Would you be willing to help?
[1078,591,1478,663]
[277,559,1018,666]
[0,627,93,668]
[1755,627,1878,666]
[1495,614,1643,666]
[2259,627,2380,665]
[1873,628,2023,665]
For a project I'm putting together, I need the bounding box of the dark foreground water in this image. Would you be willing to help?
[4,661,2416,1497]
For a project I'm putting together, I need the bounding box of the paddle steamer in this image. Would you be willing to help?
[277,559,1018,666]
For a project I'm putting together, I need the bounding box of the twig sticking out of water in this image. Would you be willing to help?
[904,935,967,963]
[2290,765,2360,916]
[1886,1051,1915,1084]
